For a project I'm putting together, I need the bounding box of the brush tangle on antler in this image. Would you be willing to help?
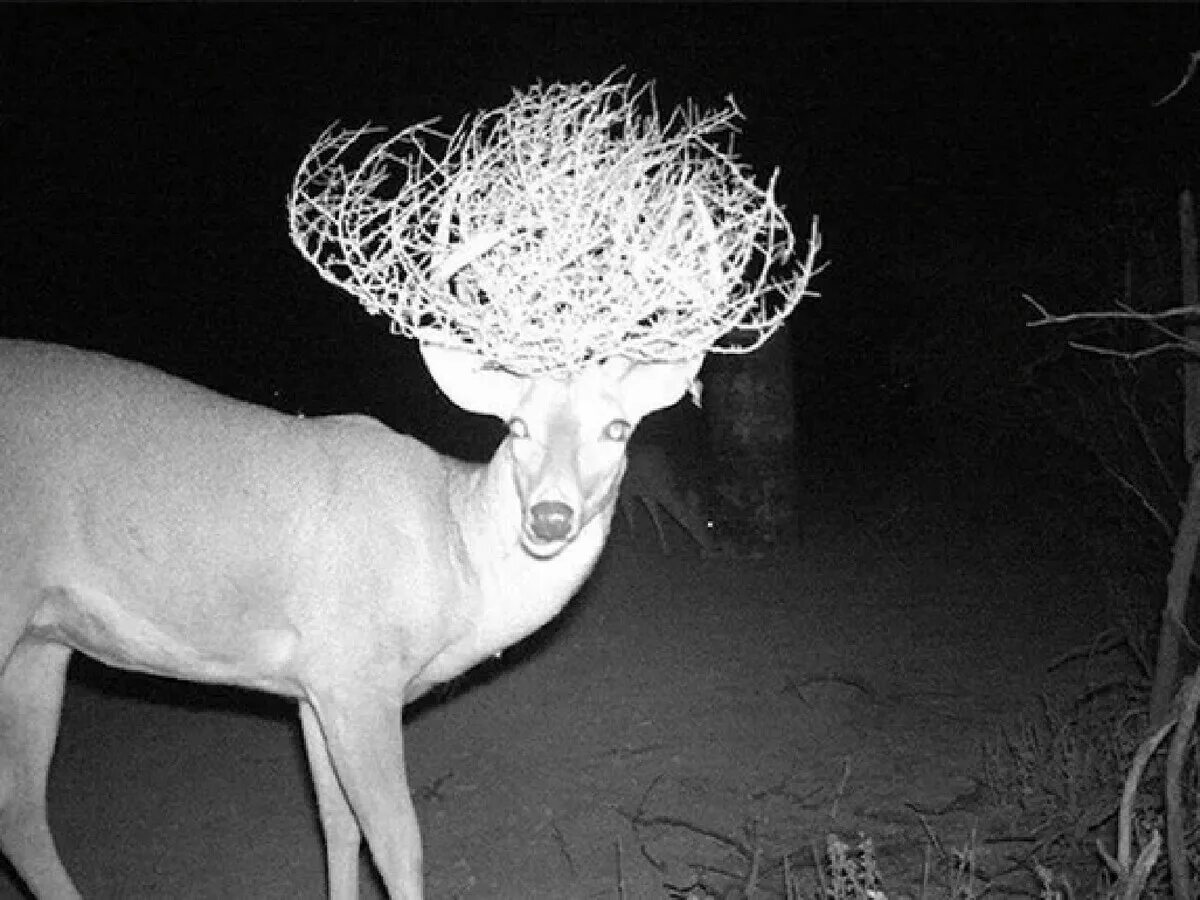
[288,74,821,375]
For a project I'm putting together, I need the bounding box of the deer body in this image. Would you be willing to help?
[0,338,700,899]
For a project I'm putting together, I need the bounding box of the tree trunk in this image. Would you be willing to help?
[702,325,799,556]
[1183,189,1199,460]
[1151,460,1200,727]
[1150,189,1200,726]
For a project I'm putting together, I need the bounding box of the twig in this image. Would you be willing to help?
[830,757,851,821]
[1085,445,1175,541]
[630,810,753,860]
[741,821,763,899]
[616,836,625,900]
[1024,294,1200,328]
[1118,376,1178,506]
[1154,49,1200,107]
[783,854,798,900]
[550,820,577,879]
[811,838,828,899]
[1066,340,1196,364]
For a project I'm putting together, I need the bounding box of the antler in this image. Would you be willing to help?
[288,74,821,375]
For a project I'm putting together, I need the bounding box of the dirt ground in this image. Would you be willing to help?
[0,449,1132,899]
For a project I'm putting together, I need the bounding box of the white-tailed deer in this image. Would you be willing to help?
[0,338,702,900]
[618,444,714,555]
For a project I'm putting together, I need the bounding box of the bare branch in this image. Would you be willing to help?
[1088,446,1176,541]
[1154,49,1200,107]
[1024,293,1200,329]
[1065,340,1198,363]
[1119,377,1179,508]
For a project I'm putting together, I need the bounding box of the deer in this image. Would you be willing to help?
[0,337,703,900]
[618,443,714,554]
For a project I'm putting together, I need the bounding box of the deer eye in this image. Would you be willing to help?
[508,417,529,439]
[603,419,631,442]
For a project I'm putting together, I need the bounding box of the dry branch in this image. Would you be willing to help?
[289,74,822,375]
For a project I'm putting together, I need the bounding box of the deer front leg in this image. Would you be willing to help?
[299,702,364,900]
[645,502,671,554]
[304,693,422,900]
[0,640,79,900]
[620,495,637,534]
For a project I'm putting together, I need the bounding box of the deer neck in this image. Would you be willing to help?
[444,437,616,665]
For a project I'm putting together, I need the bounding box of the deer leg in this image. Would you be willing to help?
[620,496,637,534]
[307,693,422,900]
[645,502,670,554]
[0,639,79,900]
[299,701,364,900]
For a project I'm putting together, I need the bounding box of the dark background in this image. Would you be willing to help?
[2,4,1197,463]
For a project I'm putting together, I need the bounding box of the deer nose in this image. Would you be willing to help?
[530,501,573,542]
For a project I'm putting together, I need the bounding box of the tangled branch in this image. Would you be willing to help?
[288,74,821,375]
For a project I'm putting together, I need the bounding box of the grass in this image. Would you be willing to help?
[619,618,1200,899]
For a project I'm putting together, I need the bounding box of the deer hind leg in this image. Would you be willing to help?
[0,639,80,900]
[302,695,422,900]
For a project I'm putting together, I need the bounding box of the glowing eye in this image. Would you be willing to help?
[604,419,631,442]
[508,417,529,439]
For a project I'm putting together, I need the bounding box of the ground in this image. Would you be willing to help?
[0,446,1134,899]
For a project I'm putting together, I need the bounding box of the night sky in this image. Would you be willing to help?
[3,4,1198,462]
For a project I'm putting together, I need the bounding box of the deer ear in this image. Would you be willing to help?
[614,355,707,422]
[419,343,528,421]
